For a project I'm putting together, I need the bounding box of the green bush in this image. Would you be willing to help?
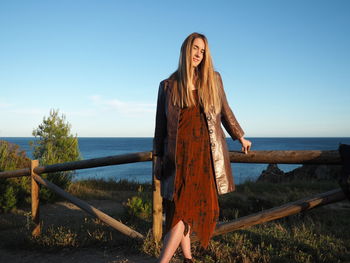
[0,183,17,212]
[126,186,152,221]
[0,140,30,171]
[0,140,31,212]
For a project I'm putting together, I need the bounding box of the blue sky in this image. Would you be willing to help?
[0,0,349,137]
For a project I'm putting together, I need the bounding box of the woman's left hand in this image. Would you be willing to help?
[239,137,252,154]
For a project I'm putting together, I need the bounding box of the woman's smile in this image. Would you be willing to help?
[191,38,205,67]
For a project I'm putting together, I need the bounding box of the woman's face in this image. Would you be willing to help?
[191,38,205,68]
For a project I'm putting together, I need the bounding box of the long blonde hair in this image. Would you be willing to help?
[170,32,221,113]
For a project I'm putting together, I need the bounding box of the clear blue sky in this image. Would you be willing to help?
[1,0,349,137]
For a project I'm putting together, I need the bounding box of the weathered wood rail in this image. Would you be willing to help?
[192,188,346,242]
[228,150,341,164]
[0,151,152,179]
[0,150,346,244]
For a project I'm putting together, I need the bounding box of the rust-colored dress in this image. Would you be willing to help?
[164,90,219,248]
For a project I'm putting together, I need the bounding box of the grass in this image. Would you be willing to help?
[0,178,349,262]
[68,178,152,201]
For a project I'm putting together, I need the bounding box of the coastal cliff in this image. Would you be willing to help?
[257,163,342,182]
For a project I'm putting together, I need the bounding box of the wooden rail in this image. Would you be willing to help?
[0,168,31,179]
[191,188,346,242]
[229,150,341,164]
[34,151,152,174]
[0,151,152,179]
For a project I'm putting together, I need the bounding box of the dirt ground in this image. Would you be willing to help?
[0,248,157,263]
[0,200,162,263]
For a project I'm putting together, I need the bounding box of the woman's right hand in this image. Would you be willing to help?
[239,137,252,154]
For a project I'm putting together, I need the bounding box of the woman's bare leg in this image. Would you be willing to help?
[180,224,192,259]
[158,220,185,263]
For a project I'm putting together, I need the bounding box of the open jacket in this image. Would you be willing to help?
[153,72,244,200]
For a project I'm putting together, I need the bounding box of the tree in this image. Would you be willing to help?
[31,109,81,201]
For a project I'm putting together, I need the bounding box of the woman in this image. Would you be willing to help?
[153,32,251,263]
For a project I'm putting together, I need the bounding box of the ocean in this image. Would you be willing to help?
[1,137,349,184]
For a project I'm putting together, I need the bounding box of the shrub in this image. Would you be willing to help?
[0,140,31,212]
[126,186,152,221]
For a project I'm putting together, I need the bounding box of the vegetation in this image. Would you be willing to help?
[0,178,349,262]
[31,109,81,202]
[126,185,152,221]
[0,140,31,212]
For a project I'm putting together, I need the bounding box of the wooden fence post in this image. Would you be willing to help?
[31,160,40,237]
[152,155,162,243]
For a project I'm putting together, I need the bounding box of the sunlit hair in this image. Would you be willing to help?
[170,32,221,113]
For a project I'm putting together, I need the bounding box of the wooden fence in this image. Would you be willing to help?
[0,150,346,243]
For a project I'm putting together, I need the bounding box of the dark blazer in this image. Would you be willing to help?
[153,72,244,200]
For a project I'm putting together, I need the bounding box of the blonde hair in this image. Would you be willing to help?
[170,32,221,113]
